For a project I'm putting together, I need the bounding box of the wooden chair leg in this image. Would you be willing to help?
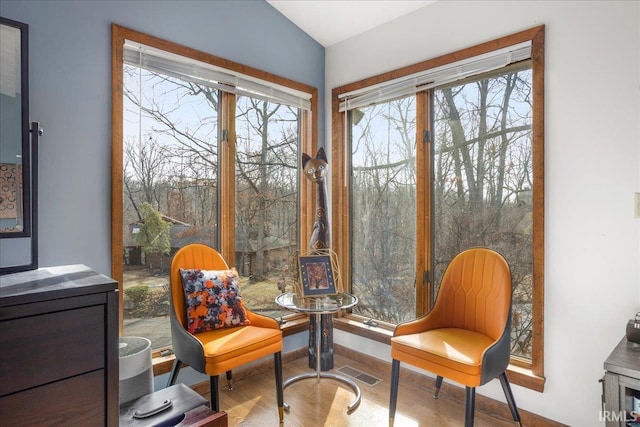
[274,352,284,423]
[465,387,475,427]
[210,375,220,412]
[166,359,181,387]
[226,370,233,390]
[499,372,523,426]
[433,375,444,398]
[389,359,400,427]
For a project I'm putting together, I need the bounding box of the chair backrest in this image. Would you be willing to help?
[170,243,229,329]
[432,247,512,341]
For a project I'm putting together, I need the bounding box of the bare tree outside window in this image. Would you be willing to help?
[351,96,417,323]
[235,96,299,314]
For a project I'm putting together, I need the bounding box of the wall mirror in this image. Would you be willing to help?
[0,16,38,274]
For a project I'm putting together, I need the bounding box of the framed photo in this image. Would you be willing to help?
[299,254,337,296]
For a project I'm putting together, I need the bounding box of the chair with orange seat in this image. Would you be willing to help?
[166,243,284,422]
[389,247,522,427]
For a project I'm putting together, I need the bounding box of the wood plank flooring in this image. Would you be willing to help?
[202,354,517,427]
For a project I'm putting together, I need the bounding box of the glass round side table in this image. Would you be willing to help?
[275,292,361,412]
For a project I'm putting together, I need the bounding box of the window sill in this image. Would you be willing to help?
[333,316,545,392]
[506,362,545,392]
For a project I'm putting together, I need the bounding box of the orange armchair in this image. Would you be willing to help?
[166,243,284,422]
[389,247,521,427]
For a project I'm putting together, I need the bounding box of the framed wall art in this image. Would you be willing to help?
[299,254,336,296]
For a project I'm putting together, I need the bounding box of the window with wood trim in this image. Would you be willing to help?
[112,24,316,352]
[332,26,545,390]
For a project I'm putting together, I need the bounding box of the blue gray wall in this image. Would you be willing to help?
[0,0,325,274]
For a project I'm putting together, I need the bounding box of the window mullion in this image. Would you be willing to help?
[329,102,350,295]
[299,109,314,251]
[218,91,236,265]
[415,90,432,317]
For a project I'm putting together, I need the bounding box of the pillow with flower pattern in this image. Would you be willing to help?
[180,268,250,333]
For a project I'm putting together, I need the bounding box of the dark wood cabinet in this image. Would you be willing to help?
[0,265,118,426]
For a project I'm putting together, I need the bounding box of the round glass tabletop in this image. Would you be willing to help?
[275,292,357,314]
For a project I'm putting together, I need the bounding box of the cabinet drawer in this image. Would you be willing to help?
[0,305,105,396]
[0,369,105,426]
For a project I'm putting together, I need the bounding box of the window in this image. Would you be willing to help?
[234,96,301,312]
[432,64,534,360]
[350,96,417,323]
[332,26,545,390]
[112,25,316,351]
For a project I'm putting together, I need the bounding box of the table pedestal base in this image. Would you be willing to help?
[274,293,361,415]
[283,372,361,413]
[308,313,333,370]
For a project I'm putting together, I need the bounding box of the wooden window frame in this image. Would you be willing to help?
[111,24,317,353]
[331,26,545,392]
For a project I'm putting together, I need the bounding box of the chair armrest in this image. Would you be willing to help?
[479,314,511,384]
[246,309,281,329]
[393,310,442,336]
[169,310,205,372]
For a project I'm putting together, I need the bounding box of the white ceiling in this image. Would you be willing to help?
[267,0,436,47]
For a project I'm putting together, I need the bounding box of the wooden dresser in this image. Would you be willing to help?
[0,265,119,426]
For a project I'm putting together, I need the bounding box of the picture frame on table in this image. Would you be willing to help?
[299,254,336,296]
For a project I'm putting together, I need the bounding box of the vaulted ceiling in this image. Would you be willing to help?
[266,0,436,47]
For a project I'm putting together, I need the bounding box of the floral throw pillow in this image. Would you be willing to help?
[180,268,250,334]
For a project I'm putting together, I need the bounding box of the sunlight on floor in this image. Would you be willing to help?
[211,355,515,426]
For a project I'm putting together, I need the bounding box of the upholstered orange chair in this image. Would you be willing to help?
[389,247,522,427]
[166,243,284,422]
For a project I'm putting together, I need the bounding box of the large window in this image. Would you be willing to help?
[112,25,316,351]
[333,26,545,390]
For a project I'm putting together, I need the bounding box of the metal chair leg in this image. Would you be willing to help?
[226,370,233,390]
[433,375,444,398]
[465,387,475,427]
[389,359,400,427]
[274,352,284,423]
[210,375,220,412]
[166,359,181,387]
[499,372,523,426]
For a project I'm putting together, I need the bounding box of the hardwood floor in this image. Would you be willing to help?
[201,354,517,427]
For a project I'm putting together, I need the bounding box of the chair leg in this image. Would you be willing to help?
[499,372,523,427]
[210,375,220,412]
[433,375,444,398]
[389,359,400,427]
[465,387,475,427]
[274,352,284,423]
[166,359,181,387]
[226,370,233,390]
